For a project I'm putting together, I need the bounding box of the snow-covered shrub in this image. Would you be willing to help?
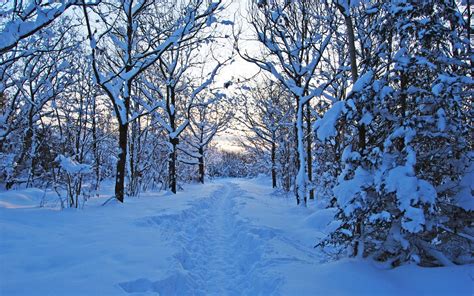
[54,155,92,208]
[207,147,267,179]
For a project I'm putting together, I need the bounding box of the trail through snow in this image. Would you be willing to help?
[1,177,472,295]
[119,180,281,295]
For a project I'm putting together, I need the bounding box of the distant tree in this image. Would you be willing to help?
[236,79,293,189]
[138,41,228,192]
[239,0,334,205]
[181,91,233,184]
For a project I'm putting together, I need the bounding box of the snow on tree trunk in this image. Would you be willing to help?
[295,101,307,206]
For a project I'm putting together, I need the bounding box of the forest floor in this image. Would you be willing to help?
[0,177,472,295]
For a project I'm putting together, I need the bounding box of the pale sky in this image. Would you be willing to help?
[212,0,261,152]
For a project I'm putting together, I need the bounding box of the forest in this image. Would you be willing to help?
[0,0,473,295]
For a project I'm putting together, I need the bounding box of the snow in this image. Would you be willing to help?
[432,82,444,96]
[385,165,419,210]
[384,126,416,149]
[436,108,446,131]
[369,211,391,223]
[55,155,92,174]
[0,188,52,209]
[351,70,373,93]
[384,165,436,233]
[360,111,373,125]
[402,206,425,233]
[333,167,372,215]
[455,161,474,211]
[0,178,472,295]
[303,207,338,232]
[313,100,346,141]
[0,2,70,52]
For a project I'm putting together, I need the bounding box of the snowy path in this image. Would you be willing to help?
[119,180,281,295]
[189,182,253,294]
[1,177,472,295]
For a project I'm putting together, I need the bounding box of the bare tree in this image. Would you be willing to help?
[238,0,334,205]
[181,91,233,183]
[0,0,98,54]
[1,18,79,188]
[82,0,223,201]
[236,79,292,189]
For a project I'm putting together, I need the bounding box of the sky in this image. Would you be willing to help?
[212,0,262,152]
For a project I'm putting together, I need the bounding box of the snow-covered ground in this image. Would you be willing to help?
[0,177,472,295]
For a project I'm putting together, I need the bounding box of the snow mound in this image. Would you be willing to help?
[303,207,338,231]
[0,188,48,208]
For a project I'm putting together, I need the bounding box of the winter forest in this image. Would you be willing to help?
[0,0,473,295]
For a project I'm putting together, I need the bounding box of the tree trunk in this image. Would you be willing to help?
[75,175,83,209]
[129,129,136,196]
[92,99,100,192]
[340,10,365,256]
[353,218,364,257]
[271,140,277,188]
[396,73,408,151]
[286,139,292,192]
[468,1,473,77]
[306,103,314,199]
[344,15,358,83]
[167,82,178,194]
[128,118,138,196]
[8,106,34,189]
[198,146,204,184]
[295,100,307,206]
[169,137,178,193]
[114,14,133,203]
[115,122,128,203]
